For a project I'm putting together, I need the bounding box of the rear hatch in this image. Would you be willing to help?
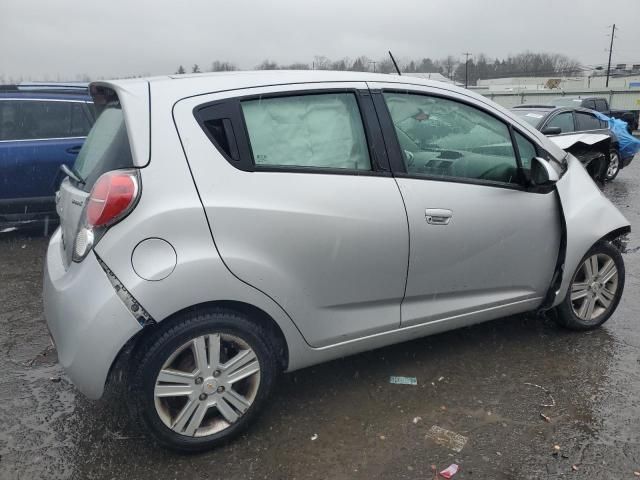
[57,85,140,267]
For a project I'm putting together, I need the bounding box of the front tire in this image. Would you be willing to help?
[605,150,620,181]
[128,308,280,452]
[555,241,624,331]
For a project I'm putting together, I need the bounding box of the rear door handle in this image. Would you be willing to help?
[66,145,82,155]
[425,208,452,225]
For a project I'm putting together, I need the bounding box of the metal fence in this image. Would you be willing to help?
[473,88,640,111]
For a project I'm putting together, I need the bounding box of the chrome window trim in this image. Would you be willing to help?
[0,136,87,143]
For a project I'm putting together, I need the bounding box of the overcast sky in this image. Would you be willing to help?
[2,0,639,80]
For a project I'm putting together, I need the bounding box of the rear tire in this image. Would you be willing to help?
[605,150,620,181]
[128,308,280,452]
[555,241,624,331]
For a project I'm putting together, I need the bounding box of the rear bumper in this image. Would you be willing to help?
[43,228,142,399]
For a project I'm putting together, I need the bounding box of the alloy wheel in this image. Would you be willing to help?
[570,253,619,321]
[154,333,261,437]
[606,153,620,179]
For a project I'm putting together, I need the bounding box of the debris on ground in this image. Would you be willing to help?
[633,471,640,477]
[49,377,61,383]
[425,425,468,452]
[310,434,318,441]
[379,435,386,440]
[540,413,551,423]
[389,376,417,385]
[524,382,556,407]
[412,416,422,424]
[438,376,445,382]
[552,445,561,456]
[571,465,578,472]
[439,463,459,478]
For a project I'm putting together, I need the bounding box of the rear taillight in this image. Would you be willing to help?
[87,171,138,227]
[73,169,140,262]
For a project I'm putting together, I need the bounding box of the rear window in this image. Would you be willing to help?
[511,110,547,127]
[595,99,608,112]
[552,98,583,107]
[0,100,93,141]
[73,98,133,191]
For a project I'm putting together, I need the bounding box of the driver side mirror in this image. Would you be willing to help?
[541,126,562,135]
[530,157,559,188]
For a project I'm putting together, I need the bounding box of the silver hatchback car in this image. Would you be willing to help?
[44,71,629,451]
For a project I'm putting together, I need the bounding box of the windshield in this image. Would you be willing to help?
[73,102,133,191]
[511,110,548,128]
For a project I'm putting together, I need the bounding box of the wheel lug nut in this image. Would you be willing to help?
[199,393,207,401]
[213,370,221,378]
[195,377,203,385]
[217,386,225,393]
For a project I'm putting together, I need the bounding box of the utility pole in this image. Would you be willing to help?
[463,52,472,88]
[606,24,616,88]
[369,61,378,73]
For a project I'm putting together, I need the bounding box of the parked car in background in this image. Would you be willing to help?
[0,83,95,229]
[44,72,629,452]
[511,104,631,181]
[552,96,639,133]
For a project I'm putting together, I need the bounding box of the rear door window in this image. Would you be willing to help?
[240,93,371,170]
[575,112,602,131]
[0,100,91,140]
[546,112,574,133]
[583,99,596,110]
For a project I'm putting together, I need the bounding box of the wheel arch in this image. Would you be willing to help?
[105,300,290,393]
[551,155,630,308]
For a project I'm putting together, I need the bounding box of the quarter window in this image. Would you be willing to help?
[547,112,574,133]
[514,131,537,170]
[240,93,371,170]
[383,92,519,184]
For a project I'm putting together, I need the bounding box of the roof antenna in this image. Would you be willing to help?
[388,51,402,75]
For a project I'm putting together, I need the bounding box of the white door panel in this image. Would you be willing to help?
[397,178,561,326]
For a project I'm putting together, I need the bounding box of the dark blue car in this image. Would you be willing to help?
[0,84,95,229]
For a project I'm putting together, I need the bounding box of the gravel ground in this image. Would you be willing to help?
[1,157,639,480]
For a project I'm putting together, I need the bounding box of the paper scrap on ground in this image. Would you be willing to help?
[439,464,459,478]
[425,425,468,452]
[389,376,417,385]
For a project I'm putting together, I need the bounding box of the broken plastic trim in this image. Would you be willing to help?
[95,254,155,327]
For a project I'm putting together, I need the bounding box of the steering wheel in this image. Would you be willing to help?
[403,150,415,166]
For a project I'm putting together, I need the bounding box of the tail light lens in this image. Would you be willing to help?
[73,169,140,262]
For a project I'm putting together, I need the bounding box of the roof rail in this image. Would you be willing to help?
[0,82,89,94]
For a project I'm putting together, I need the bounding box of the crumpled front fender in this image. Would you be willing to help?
[552,155,630,307]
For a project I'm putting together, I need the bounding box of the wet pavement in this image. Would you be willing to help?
[1,159,640,480]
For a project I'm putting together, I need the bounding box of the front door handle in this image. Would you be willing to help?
[425,208,452,225]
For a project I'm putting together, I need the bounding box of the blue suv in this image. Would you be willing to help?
[0,84,95,230]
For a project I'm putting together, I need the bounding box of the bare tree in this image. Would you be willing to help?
[256,59,279,70]
[191,64,201,73]
[210,61,237,72]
